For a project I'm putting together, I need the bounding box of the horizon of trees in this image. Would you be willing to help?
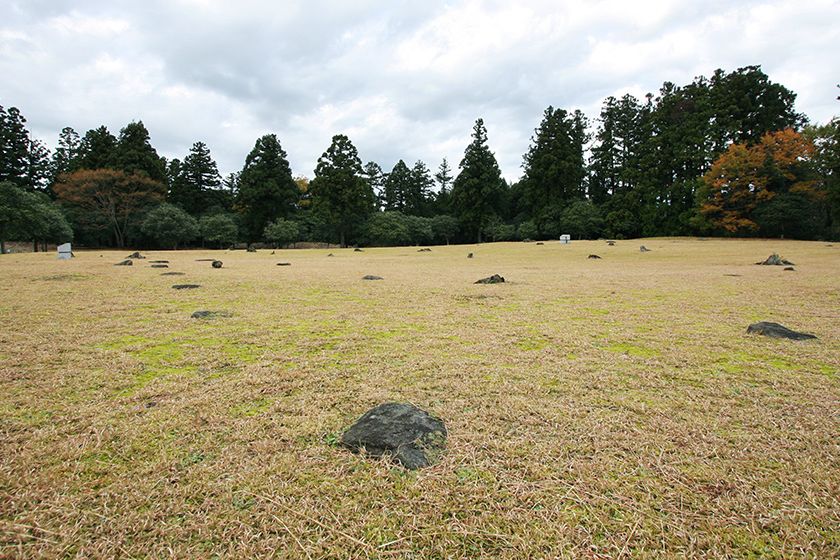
[2,65,839,252]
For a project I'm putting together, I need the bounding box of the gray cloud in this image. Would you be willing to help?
[2,0,838,183]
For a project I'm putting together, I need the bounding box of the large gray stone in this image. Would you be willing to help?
[475,274,504,284]
[341,402,446,470]
[747,322,817,340]
[756,253,794,266]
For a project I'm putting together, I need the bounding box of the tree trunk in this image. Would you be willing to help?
[0,239,5,254]
[340,230,346,248]
[477,229,482,244]
[33,239,38,252]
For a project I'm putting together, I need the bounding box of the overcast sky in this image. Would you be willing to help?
[2,0,839,183]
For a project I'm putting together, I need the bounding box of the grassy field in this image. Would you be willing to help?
[1,238,838,558]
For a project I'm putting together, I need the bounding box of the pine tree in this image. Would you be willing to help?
[169,141,222,215]
[0,106,31,187]
[235,134,298,241]
[451,119,506,242]
[310,134,374,247]
[407,160,434,216]
[383,160,411,211]
[51,127,81,182]
[114,121,166,182]
[362,162,385,209]
[77,126,117,170]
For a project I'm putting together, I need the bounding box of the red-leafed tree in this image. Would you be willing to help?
[54,169,166,247]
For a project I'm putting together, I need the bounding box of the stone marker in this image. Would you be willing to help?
[57,243,72,260]
[588,254,601,259]
[276,262,292,266]
[191,310,232,319]
[559,234,571,244]
[362,275,383,280]
[212,260,223,268]
[341,402,447,470]
[640,245,651,252]
[161,272,185,276]
[172,284,200,290]
[151,264,168,268]
[756,253,794,266]
[467,253,474,259]
[475,274,505,284]
[747,321,817,340]
[126,252,145,259]
[115,259,133,266]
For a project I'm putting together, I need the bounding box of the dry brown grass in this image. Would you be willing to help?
[1,238,838,558]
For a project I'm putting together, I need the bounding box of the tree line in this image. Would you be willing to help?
[1,65,839,252]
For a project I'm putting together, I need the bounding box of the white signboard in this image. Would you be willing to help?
[57,243,72,260]
[559,235,571,244]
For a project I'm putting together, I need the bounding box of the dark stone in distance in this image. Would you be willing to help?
[747,322,817,340]
[475,274,505,284]
[536,242,544,245]
[115,260,133,266]
[151,264,168,268]
[756,253,794,266]
[212,260,223,268]
[341,402,447,470]
[161,272,185,276]
[363,275,383,280]
[607,240,616,246]
[191,310,232,319]
[126,252,145,259]
[417,248,432,252]
[150,260,169,264]
[276,262,292,266]
[467,253,474,259]
[354,248,363,252]
[588,254,601,259]
[172,284,201,290]
[246,246,257,253]
[784,266,795,271]
[640,245,651,252]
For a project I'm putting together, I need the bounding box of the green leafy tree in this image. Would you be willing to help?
[0,106,31,187]
[114,121,166,182]
[198,213,238,248]
[451,119,506,242]
[517,220,538,240]
[362,161,385,209]
[263,218,300,247]
[430,214,459,244]
[51,127,82,183]
[141,203,198,249]
[310,134,375,247]
[559,200,604,239]
[0,181,71,253]
[236,134,299,242]
[364,211,412,246]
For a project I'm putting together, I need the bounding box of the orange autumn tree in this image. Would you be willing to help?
[54,169,166,248]
[700,129,817,234]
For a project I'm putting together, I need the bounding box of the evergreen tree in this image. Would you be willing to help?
[451,119,506,242]
[407,160,434,216]
[362,161,385,209]
[51,127,81,182]
[521,107,589,236]
[169,141,222,215]
[383,160,411,211]
[77,126,117,170]
[0,106,31,187]
[114,121,166,182]
[235,134,298,242]
[433,158,454,215]
[141,203,199,249]
[310,134,375,247]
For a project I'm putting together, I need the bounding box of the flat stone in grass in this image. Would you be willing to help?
[536,242,544,245]
[784,266,795,271]
[756,253,794,266]
[212,260,223,268]
[341,402,446,470]
[126,252,145,259]
[588,254,601,259]
[276,262,292,266]
[150,260,169,264]
[161,272,185,276]
[640,245,651,252]
[467,253,474,259]
[607,240,616,246]
[196,258,216,262]
[362,275,383,280]
[172,284,201,290]
[747,322,817,340]
[151,264,168,268]
[115,260,133,266]
[417,248,432,252]
[354,247,364,252]
[475,274,504,284]
[246,246,257,253]
[191,310,232,319]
